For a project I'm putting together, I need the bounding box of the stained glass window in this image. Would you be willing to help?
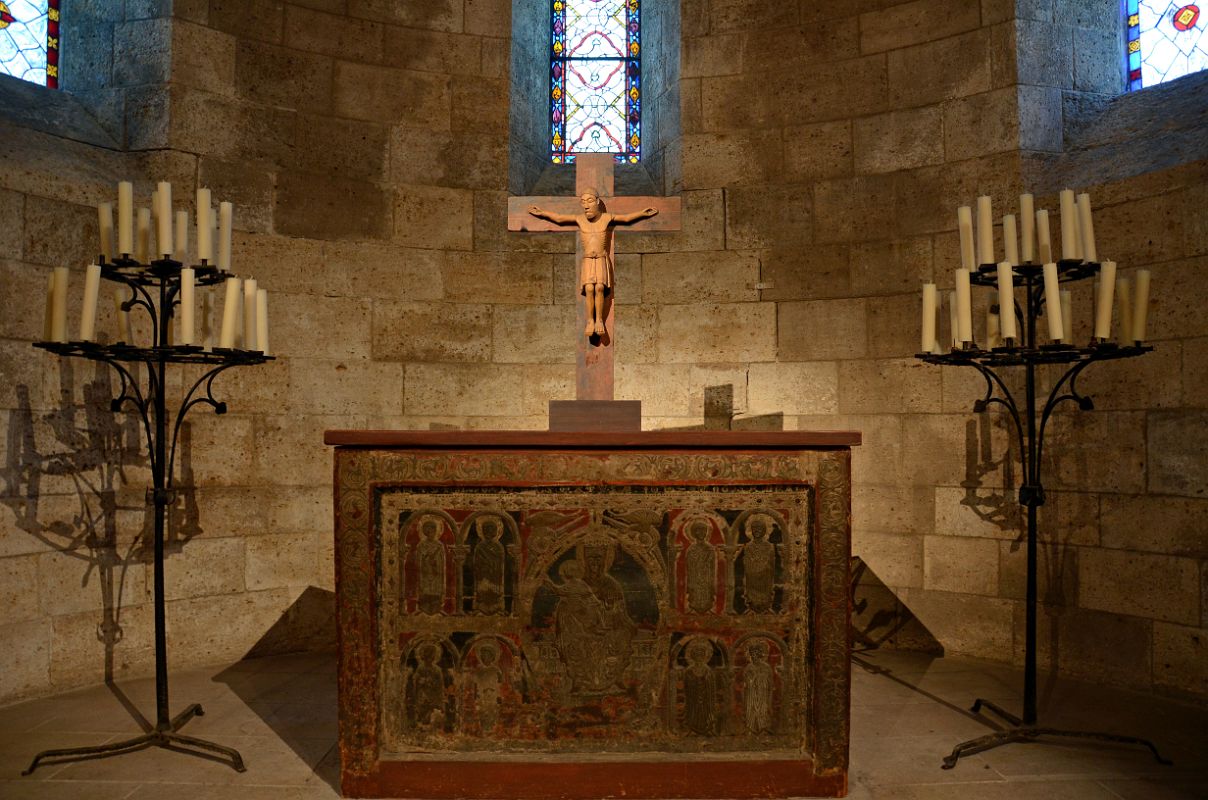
[550,0,640,164]
[0,0,59,88]
[1128,1,1207,90]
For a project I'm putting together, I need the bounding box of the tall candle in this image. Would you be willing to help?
[180,267,195,345]
[243,278,258,351]
[986,290,1001,349]
[80,263,102,341]
[1003,214,1019,266]
[196,188,213,263]
[97,203,114,263]
[218,202,233,271]
[43,272,55,341]
[201,288,214,351]
[948,290,959,350]
[1036,209,1053,263]
[1042,262,1063,341]
[976,196,994,265]
[1060,290,1073,343]
[921,283,937,353]
[1076,192,1097,263]
[174,210,188,263]
[1059,189,1081,261]
[1020,194,1035,262]
[955,268,973,344]
[136,207,152,264]
[957,206,975,270]
[51,266,69,343]
[117,181,134,256]
[996,262,1017,341]
[156,181,173,257]
[1133,269,1151,342]
[256,288,270,357]
[1116,277,1133,346]
[1094,261,1116,339]
[218,277,241,348]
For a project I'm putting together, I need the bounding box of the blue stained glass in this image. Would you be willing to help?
[1128,0,1208,90]
[0,0,59,88]
[550,0,640,164]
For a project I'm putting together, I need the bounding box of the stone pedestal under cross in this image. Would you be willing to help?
[507,154,681,428]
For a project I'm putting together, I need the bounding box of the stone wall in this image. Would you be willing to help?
[0,0,1204,706]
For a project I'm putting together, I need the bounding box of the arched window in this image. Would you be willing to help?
[0,0,60,87]
[550,0,640,164]
[1127,1,1207,90]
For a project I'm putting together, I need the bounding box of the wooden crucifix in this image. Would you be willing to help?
[507,154,681,413]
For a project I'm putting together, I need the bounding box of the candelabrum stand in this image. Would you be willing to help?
[24,257,271,775]
[917,260,1170,769]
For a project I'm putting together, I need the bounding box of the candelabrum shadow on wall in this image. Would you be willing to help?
[660,384,785,432]
[0,355,198,711]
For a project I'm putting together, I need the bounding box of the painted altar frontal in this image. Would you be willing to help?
[379,485,808,754]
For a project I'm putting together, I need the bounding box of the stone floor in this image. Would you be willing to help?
[0,649,1204,799]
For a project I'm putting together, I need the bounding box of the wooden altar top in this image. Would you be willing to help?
[324,429,862,449]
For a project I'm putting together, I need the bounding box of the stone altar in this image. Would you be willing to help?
[326,430,858,798]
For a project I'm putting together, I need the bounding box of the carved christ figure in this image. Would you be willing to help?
[528,189,658,337]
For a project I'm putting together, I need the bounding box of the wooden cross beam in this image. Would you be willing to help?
[507,154,681,402]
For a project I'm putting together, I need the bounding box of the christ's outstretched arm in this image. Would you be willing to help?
[611,207,659,225]
[528,205,578,225]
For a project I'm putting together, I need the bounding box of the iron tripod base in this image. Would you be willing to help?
[940,697,1172,769]
[22,703,246,775]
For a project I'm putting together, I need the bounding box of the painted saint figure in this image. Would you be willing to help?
[740,516,776,612]
[543,560,603,692]
[684,520,717,613]
[471,516,507,614]
[416,518,447,614]
[410,643,447,730]
[528,190,658,337]
[682,639,719,736]
[742,641,775,734]
[470,641,504,733]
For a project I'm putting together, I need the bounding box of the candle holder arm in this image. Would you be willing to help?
[968,363,1026,469]
[1035,357,1097,477]
[165,364,239,491]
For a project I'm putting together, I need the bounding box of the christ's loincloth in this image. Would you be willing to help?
[580,255,614,293]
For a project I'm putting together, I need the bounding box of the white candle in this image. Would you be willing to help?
[174,210,188,263]
[218,202,233,271]
[256,288,269,357]
[136,207,152,264]
[117,181,133,257]
[1003,214,1019,266]
[97,203,114,263]
[201,288,214,351]
[1042,262,1063,341]
[80,263,102,341]
[1116,277,1133,346]
[948,291,959,350]
[196,188,213,263]
[1020,194,1035,263]
[179,267,195,346]
[156,181,173,257]
[996,262,1017,341]
[218,277,241,348]
[1059,189,1081,261]
[43,272,55,341]
[1133,269,1151,343]
[957,206,975,270]
[243,278,258,351]
[955,268,973,344]
[1036,209,1053,263]
[1060,290,1073,343]
[921,283,937,353]
[51,266,69,343]
[976,196,994,265]
[986,290,1001,349]
[1094,261,1116,339]
[113,290,132,343]
[1076,192,1097,263]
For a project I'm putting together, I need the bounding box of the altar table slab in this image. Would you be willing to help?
[325,430,860,799]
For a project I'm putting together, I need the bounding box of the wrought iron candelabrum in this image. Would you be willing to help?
[25,256,271,775]
[916,259,1169,769]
